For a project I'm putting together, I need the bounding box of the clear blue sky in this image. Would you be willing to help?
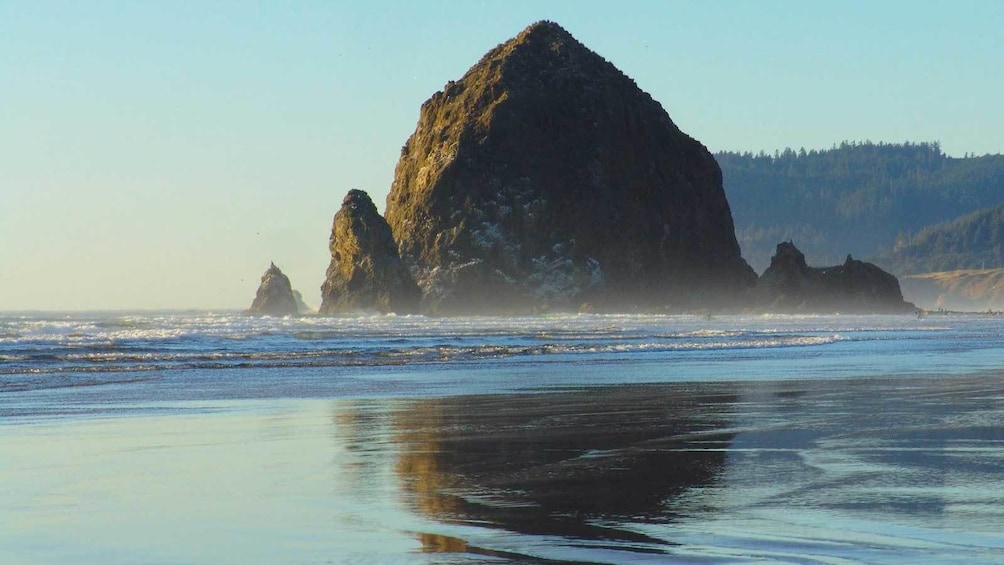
[2,1,1002,310]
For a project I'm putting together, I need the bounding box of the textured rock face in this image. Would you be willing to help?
[248,263,300,316]
[384,21,755,314]
[756,242,916,313]
[320,190,420,314]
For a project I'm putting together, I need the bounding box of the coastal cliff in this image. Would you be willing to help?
[900,269,1004,311]
[319,190,421,314]
[384,21,755,314]
[756,242,916,313]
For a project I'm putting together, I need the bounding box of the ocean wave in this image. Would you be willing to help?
[0,332,843,379]
[1,311,989,387]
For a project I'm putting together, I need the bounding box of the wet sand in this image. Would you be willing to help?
[3,374,1004,563]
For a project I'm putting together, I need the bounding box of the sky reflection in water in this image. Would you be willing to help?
[2,313,1004,563]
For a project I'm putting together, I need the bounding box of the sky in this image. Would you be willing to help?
[2,1,1002,311]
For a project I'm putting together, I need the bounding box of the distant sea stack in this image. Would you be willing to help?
[384,21,756,314]
[319,190,421,314]
[756,242,916,313]
[248,262,301,316]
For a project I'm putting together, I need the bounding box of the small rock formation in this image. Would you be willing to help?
[384,20,755,314]
[319,189,421,314]
[756,242,916,313]
[248,262,300,316]
[292,290,313,315]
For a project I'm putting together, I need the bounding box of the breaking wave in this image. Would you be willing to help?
[0,310,993,393]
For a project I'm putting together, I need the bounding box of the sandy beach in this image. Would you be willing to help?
[4,372,1004,564]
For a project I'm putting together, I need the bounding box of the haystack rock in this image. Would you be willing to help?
[320,189,421,314]
[248,262,301,316]
[756,242,916,313]
[385,21,755,314]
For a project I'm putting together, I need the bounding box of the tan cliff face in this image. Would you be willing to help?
[319,190,420,314]
[384,21,755,314]
[901,269,1004,311]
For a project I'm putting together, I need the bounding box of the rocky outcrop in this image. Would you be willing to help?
[756,242,916,313]
[320,190,421,314]
[248,263,300,316]
[292,290,313,315]
[384,21,755,314]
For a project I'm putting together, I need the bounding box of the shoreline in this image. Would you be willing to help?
[6,360,1004,426]
[3,373,1004,563]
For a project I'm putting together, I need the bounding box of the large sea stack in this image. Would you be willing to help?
[756,242,916,313]
[319,190,421,314]
[248,262,300,316]
[384,21,755,314]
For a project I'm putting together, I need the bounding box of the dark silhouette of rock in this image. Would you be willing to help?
[384,20,755,314]
[756,242,916,313]
[248,262,300,316]
[320,190,421,314]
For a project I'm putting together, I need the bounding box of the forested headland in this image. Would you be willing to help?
[717,142,1004,274]
[876,204,1004,275]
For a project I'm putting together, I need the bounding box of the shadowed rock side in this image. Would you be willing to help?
[292,290,312,314]
[385,20,755,314]
[248,262,300,316]
[320,190,421,314]
[756,242,916,313]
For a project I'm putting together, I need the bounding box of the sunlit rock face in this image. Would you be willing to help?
[320,189,421,314]
[385,21,755,314]
[756,241,916,313]
[248,263,300,316]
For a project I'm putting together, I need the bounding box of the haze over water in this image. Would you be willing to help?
[2,312,1003,563]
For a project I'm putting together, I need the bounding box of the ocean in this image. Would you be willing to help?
[2,311,1003,563]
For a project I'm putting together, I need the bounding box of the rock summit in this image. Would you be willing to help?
[384,21,755,313]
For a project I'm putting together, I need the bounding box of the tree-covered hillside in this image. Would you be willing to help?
[717,142,1004,273]
[876,204,1004,274]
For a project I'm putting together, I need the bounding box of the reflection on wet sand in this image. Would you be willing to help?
[3,373,1003,564]
[387,385,738,557]
[326,376,1004,563]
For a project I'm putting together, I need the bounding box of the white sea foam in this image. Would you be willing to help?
[0,312,1000,384]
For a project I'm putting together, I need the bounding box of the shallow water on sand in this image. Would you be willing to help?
[2,313,1004,563]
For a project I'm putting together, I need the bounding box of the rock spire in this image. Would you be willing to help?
[248,262,301,316]
[319,189,421,314]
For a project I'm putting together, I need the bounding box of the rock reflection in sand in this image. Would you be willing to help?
[383,386,737,555]
[328,377,1004,563]
[4,375,1003,564]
